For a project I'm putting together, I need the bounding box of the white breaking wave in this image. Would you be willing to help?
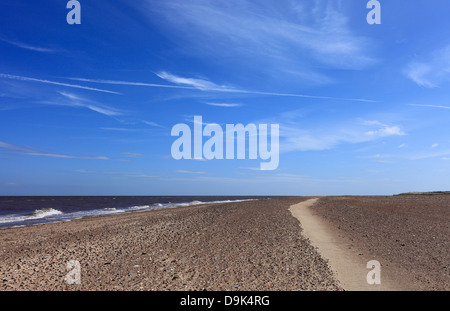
[0,208,63,224]
[127,205,151,210]
[0,198,259,229]
[30,208,63,219]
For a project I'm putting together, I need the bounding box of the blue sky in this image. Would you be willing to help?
[1,0,450,195]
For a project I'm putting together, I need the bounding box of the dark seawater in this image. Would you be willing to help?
[0,196,269,229]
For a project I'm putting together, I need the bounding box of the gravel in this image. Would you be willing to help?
[0,197,342,291]
[311,195,449,291]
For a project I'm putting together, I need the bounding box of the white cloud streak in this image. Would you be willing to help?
[141,0,376,70]
[52,91,124,117]
[122,152,145,158]
[64,72,376,102]
[0,141,110,160]
[264,114,406,152]
[409,104,450,110]
[0,36,57,53]
[141,120,165,128]
[156,72,376,102]
[73,169,156,178]
[405,44,450,88]
[67,77,195,90]
[368,150,450,161]
[204,102,243,107]
[0,73,121,95]
[176,170,207,175]
[155,71,229,91]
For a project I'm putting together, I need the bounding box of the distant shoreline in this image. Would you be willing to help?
[395,191,450,196]
[0,196,266,230]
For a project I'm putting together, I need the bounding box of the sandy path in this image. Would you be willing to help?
[311,196,449,291]
[289,198,402,291]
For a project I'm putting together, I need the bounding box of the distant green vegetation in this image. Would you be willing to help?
[396,191,450,196]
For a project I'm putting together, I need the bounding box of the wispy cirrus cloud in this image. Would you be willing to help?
[363,120,406,137]
[53,91,124,117]
[155,71,232,91]
[0,73,121,95]
[409,104,450,110]
[176,170,207,175]
[73,169,156,178]
[204,102,243,107]
[405,63,437,88]
[140,0,376,71]
[282,123,405,152]
[0,36,57,53]
[238,166,265,171]
[367,149,450,161]
[66,76,195,91]
[100,123,165,131]
[66,73,229,93]
[64,72,376,102]
[101,127,142,132]
[141,120,165,128]
[405,44,450,88]
[122,152,145,158]
[156,72,376,102]
[0,141,110,160]
[258,112,406,152]
[283,69,334,85]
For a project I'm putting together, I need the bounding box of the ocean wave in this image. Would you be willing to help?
[0,198,259,229]
[127,205,151,210]
[29,208,63,219]
[0,208,63,224]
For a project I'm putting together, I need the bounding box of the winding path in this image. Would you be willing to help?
[289,198,401,291]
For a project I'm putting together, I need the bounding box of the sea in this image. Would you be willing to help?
[0,196,267,230]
